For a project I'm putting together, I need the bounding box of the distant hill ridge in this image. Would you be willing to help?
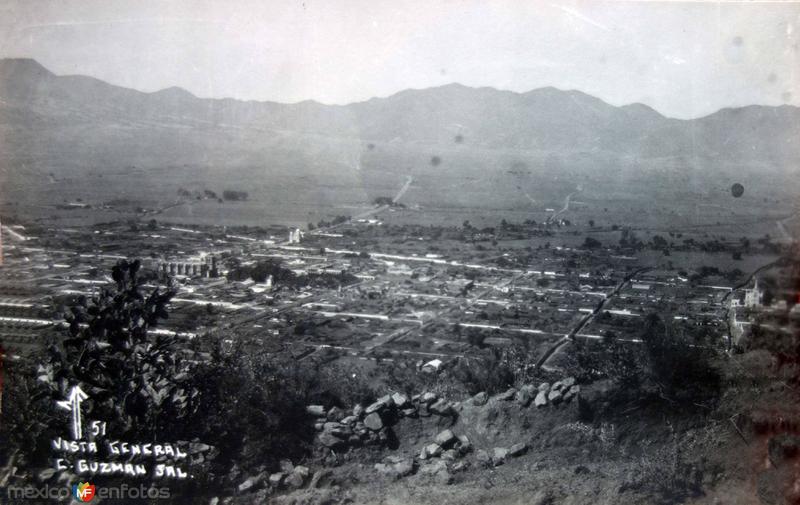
[0,57,797,169]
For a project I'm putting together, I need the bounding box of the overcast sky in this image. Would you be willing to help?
[0,0,798,118]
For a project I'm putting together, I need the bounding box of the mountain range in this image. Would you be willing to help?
[0,57,797,172]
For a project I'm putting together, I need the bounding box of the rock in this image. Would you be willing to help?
[534,390,548,408]
[393,459,415,477]
[293,466,310,479]
[516,386,534,407]
[285,469,306,489]
[420,392,438,404]
[326,406,345,421]
[492,447,510,466]
[475,449,492,466]
[551,381,564,392]
[188,442,212,454]
[496,388,517,401]
[353,404,365,417]
[268,472,285,488]
[538,382,550,393]
[548,389,563,404]
[562,377,577,388]
[391,392,410,408]
[429,398,453,416]
[457,434,472,454]
[365,400,387,415]
[363,412,384,431]
[401,407,417,418]
[238,475,264,493]
[452,461,470,473]
[434,429,457,448]
[471,391,489,406]
[309,469,333,489]
[441,449,459,461]
[420,459,452,485]
[318,431,345,448]
[279,459,295,473]
[375,457,415,479]
[340,415,359,425]
[420,443,443,460]
[509,443,527,457]
[306,405,326,417]
[563,385,581,402]
[323,422,351,438]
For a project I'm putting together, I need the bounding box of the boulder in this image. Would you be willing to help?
[563,385,581,403]
[285,468,308,489]
[452,461,470,473]
[434,429,457,448]
[509,443,527,457]
[306,405,326,417]
[471,391,489,406]
[548,389,563,404]
[268,472,285,488]
[516,385,535,407]
[365,399,388,415]
[238,475,264,493]
[322,422,351,438]
[340,415,359,425]
[420,392,438,404]
[293,466,310,479]
[457,435,472,454]
[534,390,548,408]
[492,447,510,466]
[353,404,365,417]
[551,381,564,392]
[562,377,577,389]
[420,459,453,485]
[391,392,410,408]
[401,407,418,418]
[420,443,443,460]
[363,412,384,431]
[309,469,333,489]
[475,449,492,466]
[496,388,517,401]
[326,406,345,421]
[378,394,395,405]
[441,449,459,461]
[375,457,415,479]
[279,459,294,473]
[538,382,550,393]
[429,399,453,416]
[188,442,212,454]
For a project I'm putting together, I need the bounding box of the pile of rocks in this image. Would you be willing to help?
[309,391,457,451]
[418,429,472,462]
[533,377,580,408]
[237,460,314,495]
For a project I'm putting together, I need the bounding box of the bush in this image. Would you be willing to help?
[575,312,721,404]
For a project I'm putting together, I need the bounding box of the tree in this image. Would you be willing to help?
[583,236,602,249]
[40,260,187,436]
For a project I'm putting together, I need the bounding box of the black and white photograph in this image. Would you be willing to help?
[0,1,799,503]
